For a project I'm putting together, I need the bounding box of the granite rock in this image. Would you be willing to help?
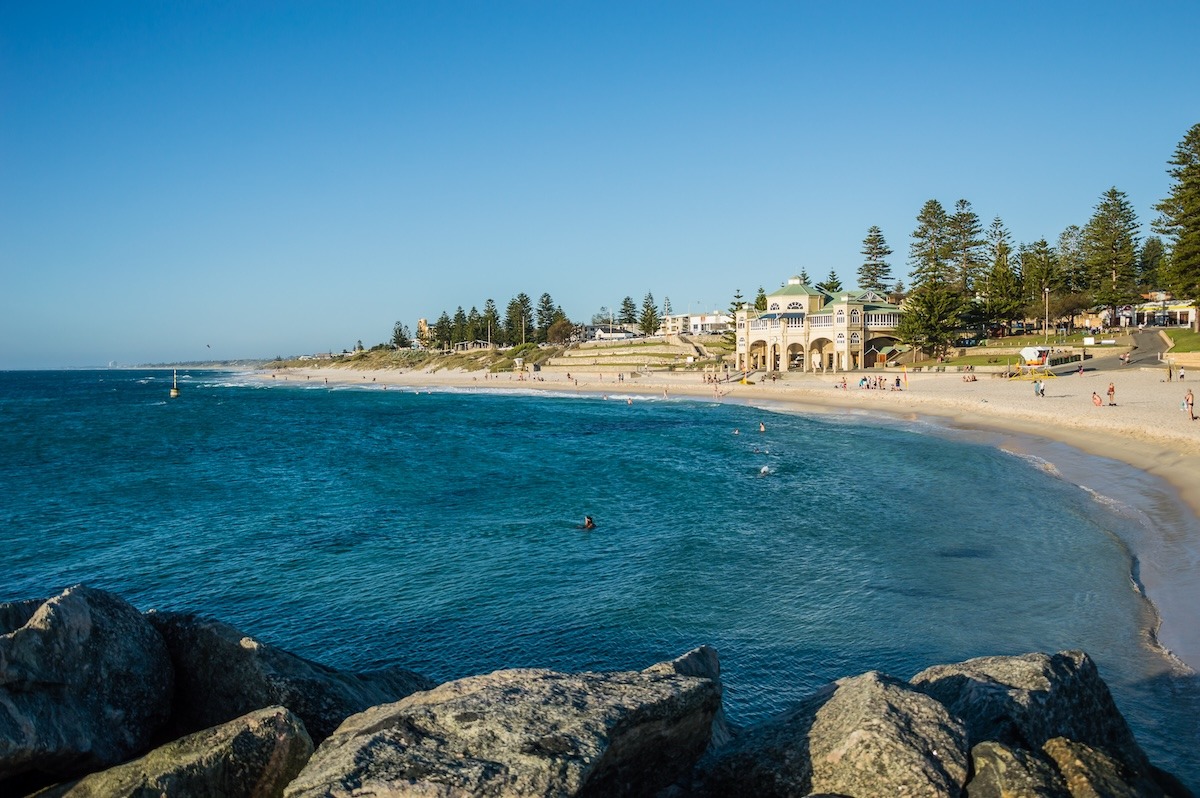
[0,585,173,781]
[966,740,1071,798]
[1042,736,1165,798]
[642,645,734,748]
[146,611,436,744]
[284,664,721,798]
[696,670,969,798]
[911,651,1154,780]
[34,705,312,798]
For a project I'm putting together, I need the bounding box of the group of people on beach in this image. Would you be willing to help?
[857,375,901,390]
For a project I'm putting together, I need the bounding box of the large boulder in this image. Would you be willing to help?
[966,740,1071,798]
[696,670,969,798]
[642,645,734,748]
[34,706,313,798]
[284,664,721,798]
[1041,736,1164,798]
[0,585,172,781]
[910,651,1155,781]
[146,611,436,744]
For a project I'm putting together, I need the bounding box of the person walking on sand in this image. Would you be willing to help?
[1032,379,1041,398]
[1181,367,1187,381]
[1107,382,1116,406]
[1187,389,1195,421]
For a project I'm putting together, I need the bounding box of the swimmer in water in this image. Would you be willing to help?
[581,515,596,530]
[759,422,766,432]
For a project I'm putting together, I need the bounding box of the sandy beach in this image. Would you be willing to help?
[259,359,1200,672]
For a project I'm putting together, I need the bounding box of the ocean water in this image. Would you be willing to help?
[2,369,1198,788]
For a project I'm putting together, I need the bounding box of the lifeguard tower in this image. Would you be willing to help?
[1009,346,1055,380]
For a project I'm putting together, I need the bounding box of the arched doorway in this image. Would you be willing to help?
[748,339,768,370]
[786,343,805,371]
[810,337,833,371]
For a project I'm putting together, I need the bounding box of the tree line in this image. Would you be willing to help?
[894,123,1200,355]
[392,290,671,351]
[390,124,1200,359]
[726,122,1199,358]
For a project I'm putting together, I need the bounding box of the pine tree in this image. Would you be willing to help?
[452,306,468,345]
[391,321,412,349]
[1138,237,1167,291]
[754,286,768,311]
[1056,225,1089,294]
[433,311,453,350]
[815,269,842,293]
[1083,187,1140,325]
[619,296,638,325]
[723,289,745,348]
[1154,123,1200,314]
[505,294,534,345]
[639,292,660,336]
[858,226,893,292]
[536,293,556,342]
[987,253,1022,330]
[909,199,952,288]
[481,299,501,345]
[947,199,985,294]
[1018,239,1058,300]
[466,306,482,342]
[662,296,673,317]
[798,269,812,285]
[896,281,966,358]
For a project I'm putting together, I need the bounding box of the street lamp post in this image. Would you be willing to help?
[1044,287,1050,344]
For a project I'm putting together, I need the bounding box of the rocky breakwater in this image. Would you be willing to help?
[1,585,1194,797]
[0,586,436,797]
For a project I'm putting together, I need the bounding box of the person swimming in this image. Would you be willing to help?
[581,515,596,530]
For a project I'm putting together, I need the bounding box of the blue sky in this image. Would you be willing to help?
[2,2,1197,368]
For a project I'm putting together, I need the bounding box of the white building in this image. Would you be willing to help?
[658,310,733,336]
[735,276,904,372]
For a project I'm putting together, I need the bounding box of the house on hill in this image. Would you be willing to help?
[735,276,904,372]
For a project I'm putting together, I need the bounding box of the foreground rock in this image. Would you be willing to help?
[696,670,969,797]
[35,706,312,798]
[285,664,721,798]
[967,740,1071,797]
[0,586,172,782]
[912,650,1171,796]
[147,611,436,744]
[641,645,734,748]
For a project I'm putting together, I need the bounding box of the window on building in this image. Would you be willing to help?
[769,302,780,310]
[836,309,845,324]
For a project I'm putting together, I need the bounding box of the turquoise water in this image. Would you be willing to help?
[2,369,1197,788]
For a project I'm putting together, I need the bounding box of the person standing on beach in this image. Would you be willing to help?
[1032,379,1041,397]
[1187,389,1195,421]
[1107,382,1116,406]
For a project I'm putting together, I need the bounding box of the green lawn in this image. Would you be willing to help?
[1166,328,1200,353]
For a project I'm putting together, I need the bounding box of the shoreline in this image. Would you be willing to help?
[254,363,1200,673]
